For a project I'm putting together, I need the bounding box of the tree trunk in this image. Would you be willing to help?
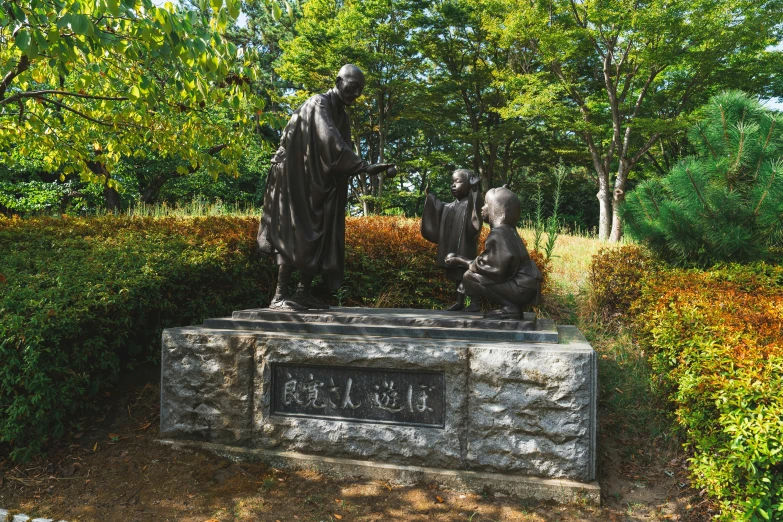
[609,160,630,241]
[104,183,121,211]
[86,160,121,211]
[610,196,624,242]
[597,171,611,240]
[140,173,177,204]
[357,175,371,216]
[376,92,386,206]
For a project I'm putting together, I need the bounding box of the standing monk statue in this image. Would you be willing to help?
[258,65,395,311]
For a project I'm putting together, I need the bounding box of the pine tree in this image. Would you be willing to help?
[622,91,783,266]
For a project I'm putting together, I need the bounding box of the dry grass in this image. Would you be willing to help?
[519,228,631,298]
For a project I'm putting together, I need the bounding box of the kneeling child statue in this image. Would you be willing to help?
[445,186,542,319]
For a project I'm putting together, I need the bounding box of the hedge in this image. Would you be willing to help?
[591,248,783,521]
[0,214,547,461]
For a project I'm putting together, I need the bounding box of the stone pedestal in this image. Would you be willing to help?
[160,308,599,504]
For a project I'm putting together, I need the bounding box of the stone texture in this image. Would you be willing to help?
[160,329,256,444]
[204,307,557,343]
[160,308,597,486]
[233,307,537,331]
[161,439,601,506]
[466,334,597,481]
[253,335,469,469]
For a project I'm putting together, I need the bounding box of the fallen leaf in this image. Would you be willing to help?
[383,482,392,491]
[108,433,121,439]
[73,432,84,439]
[0,274,6,284]
[92,442,98,452]
[436,495,444,503]
[85,479,91,485]
[334,515,343,520]
[61,465,76,477]
[136,422,152,431]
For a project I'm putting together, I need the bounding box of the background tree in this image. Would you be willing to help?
[276,0,424,215]
[497,0,783,240]
[415,0,542,193]
[622,91,783,265]
[1,0,262,209]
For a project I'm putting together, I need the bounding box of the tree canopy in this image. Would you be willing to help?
[1,0,262,207]
[3,0,783,237]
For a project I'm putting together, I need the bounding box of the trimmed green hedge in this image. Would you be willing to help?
[0,215,274,460]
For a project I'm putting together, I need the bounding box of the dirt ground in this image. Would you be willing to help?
[0,367,714,522]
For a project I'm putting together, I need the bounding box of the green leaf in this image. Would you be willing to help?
[217,6,229,30]
[210,0,222,12]
[106,0,120,16]
[25,38,39,59]
[47,27,60,45]
[226,0,240,19]
[56,14,71,29]
[15,29,31,50]
[284,0,293,19]
[34,28,48,49]
[70,14,90,35]
[271,1,281,21]
[129,85,141,100]
[10,3,26,21]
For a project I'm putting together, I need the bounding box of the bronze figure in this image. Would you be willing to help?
[258,65,394,310]
[445,186,542,319]
[421,169,483,311]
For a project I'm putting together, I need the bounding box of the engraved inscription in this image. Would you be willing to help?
[271,364,445,427]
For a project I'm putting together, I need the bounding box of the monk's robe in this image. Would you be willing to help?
[258,88,367,290]
[420,190,482,282]
[461,224,543,305]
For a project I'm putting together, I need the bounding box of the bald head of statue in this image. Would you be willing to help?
[335,64,366,106]
[483,186,521,227]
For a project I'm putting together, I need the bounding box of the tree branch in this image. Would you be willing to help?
[630,132,662,165]
[0,55,30,101]
[0,90,129,106]
[38,96,116,127]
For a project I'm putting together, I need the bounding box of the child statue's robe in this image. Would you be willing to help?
[461,224,543,305]
[421,190,482,281]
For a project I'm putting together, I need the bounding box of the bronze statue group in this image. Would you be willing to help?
[257,65,542,319]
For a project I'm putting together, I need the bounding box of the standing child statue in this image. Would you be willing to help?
[421,169,483,311]
[445,185,542,319]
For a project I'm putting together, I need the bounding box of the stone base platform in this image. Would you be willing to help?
[161,439,601,505]
[161,307,598,504]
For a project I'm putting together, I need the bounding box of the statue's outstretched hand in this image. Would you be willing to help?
[469,175,481,189]
[424,184,430,196]
[365,163,396,177]
[445,253,471,268]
